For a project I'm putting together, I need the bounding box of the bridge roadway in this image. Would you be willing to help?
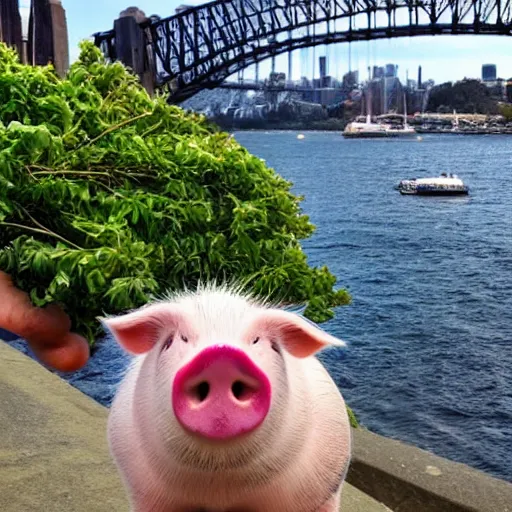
[218,80,314,92]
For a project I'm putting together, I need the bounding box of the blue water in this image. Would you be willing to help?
[6,132,512,482]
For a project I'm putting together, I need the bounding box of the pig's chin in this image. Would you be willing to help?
[168,408,280,472]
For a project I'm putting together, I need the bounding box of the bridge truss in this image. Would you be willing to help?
[94,0,512,103]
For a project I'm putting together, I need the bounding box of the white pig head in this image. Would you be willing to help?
[102,287,344,471]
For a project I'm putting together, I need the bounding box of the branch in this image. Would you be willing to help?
[31,170,111,177]
[77,111,153,149]
[0,222,82,250]
[29,167,154,181]
[2,206,84,251]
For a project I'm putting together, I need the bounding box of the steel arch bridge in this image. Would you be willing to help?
[93,0,512,103]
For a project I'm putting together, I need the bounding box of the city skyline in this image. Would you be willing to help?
[31,0,512,85]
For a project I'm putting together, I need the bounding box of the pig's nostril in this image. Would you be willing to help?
[195,381,210,402]
[231,380,251,401]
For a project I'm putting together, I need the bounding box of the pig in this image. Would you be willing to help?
[102,285,352,512]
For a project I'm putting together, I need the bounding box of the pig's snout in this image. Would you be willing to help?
[172,345,272,440]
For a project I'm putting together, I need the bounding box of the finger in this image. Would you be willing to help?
[29,332,90,372]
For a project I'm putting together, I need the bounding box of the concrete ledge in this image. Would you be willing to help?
[348,428,512,512]
[0,341,128,512]
[0,341,389,512]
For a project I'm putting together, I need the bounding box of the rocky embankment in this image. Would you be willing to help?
[181,88,346,131]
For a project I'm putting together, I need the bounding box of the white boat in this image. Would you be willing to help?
[342,115,392,138]
[397,173,469,196]
[343,86,416,138]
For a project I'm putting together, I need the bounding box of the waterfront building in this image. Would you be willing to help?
[311,87,342,106]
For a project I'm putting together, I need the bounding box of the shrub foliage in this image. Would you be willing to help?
[0,42,350,343]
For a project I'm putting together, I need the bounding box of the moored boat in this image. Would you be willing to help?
[397,173,469,196]
[343,120,417,138]
[343,80,417,139]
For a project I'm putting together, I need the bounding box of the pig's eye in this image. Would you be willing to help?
[181,335,188,343]
[162,335,173,351]
[252,337,260,345]
[271,341,281,354]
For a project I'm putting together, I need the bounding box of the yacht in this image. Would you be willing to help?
[397,173,469,196]
[342,115,392,138]
[343,91,416,139]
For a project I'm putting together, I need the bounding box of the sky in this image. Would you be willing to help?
[21,1,512,85]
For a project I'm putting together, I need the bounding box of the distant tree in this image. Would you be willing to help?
[427,79,498,114]
[498,103,512,121]
[327,99,362,122]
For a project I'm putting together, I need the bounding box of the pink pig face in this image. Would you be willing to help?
[103,287,344,467]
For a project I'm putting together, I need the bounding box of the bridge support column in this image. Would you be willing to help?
[113,8,155,96]
[48,0,69,77]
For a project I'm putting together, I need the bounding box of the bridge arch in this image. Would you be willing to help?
[94,0,512,103]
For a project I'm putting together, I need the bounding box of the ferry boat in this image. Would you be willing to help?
[397,173,469,196]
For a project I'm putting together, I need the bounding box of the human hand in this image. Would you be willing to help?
[0,271,89,372]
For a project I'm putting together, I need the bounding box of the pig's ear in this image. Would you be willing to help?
[255,309,345,358]
[100,304,183,355]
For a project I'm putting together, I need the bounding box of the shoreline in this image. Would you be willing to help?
[220,126,512,135]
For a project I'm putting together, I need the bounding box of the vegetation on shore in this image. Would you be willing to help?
[0,41,351,348]
[426,79,500,115]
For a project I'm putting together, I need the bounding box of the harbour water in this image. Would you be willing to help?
[7,132,512,482]
[234,131,512,482]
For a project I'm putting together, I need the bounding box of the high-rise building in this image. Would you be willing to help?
[482,64,497,82]
[343,70,359,88]
[373,66,384,79]
[385,63,397,78]
[319,56,327,79]
[418,65,422,89]
[407,79,417,90]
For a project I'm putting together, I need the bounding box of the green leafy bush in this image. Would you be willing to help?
[0,41,351,344]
